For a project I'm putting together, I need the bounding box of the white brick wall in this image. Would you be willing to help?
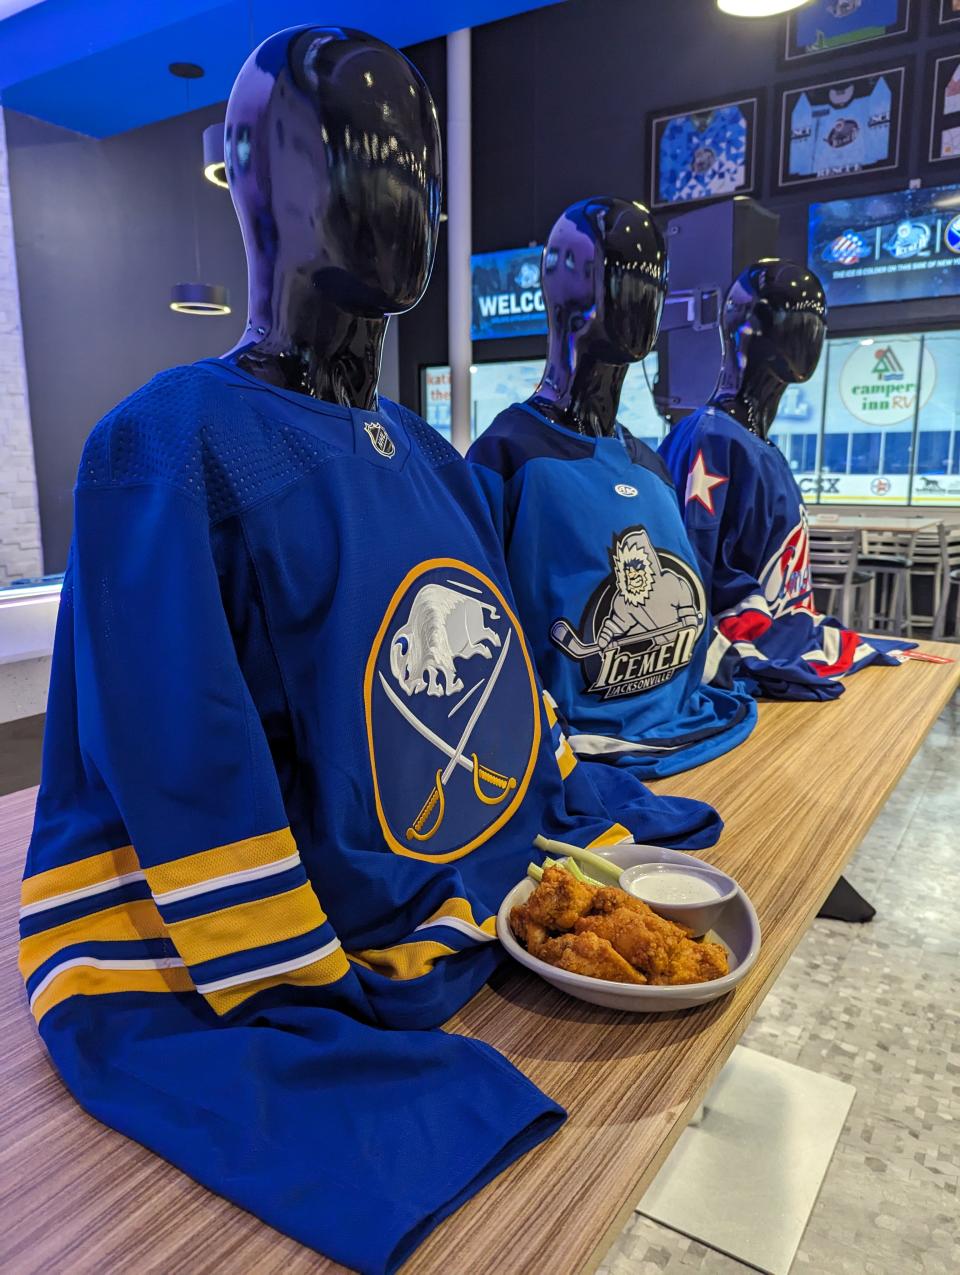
[0,109,42,585]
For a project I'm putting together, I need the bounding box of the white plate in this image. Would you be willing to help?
[496,843,761,1012]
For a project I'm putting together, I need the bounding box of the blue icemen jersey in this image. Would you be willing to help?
[659,406,911,701]
[21,361,723,1275]
[467,403,757,779]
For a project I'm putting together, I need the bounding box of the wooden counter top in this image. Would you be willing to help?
[1,643,957,1275]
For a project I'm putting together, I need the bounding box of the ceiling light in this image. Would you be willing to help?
[168,60,204,80]
[202,122,228,188]
[169,283,231,315]
[167,284,229,316]
[717,0,809,16]
[169,62,230,317]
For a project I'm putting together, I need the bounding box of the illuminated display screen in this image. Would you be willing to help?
[809,184,960,307]
[470,246,546,341]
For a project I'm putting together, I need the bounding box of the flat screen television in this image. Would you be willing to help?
[808,184,960,308]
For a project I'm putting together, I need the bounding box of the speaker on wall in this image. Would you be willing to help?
[654,198,779,424]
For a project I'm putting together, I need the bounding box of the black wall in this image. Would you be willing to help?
[9,3,960,566]
[400,0,960,409]
[6,103,247,573]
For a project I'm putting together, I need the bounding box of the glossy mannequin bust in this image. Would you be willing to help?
[222,26,441,409]
[527,197,668,437]
[709,259,827,442]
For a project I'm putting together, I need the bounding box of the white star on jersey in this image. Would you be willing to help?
[685,449,728,515]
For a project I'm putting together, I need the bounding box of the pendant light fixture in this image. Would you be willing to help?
[201,0,253,190]
[717,0,809,15]
[169,61,231,316]
[202,123,228,188]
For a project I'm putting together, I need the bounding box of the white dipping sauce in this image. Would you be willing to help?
[626,870,721,906]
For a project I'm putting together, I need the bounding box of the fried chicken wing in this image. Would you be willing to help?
[577,904,729,985]
[651,938,729,985]
[590,885,685,922]
[509,868,728,987]
[508,902,549,956]
[536,930,646,985]
[575,906,685,981]
[522,866,596,930]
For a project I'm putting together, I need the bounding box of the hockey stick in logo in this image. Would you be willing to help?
[550,617,698,660]
[405,630,514,843]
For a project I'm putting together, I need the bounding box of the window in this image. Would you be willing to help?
[787,433,818,473]
[882,431,913,475]
[822,432,849,474]
[850,432,881,474]
[422,326,960,504]
[915,431,951,474]
[421,355,664,446]
[912,332,960,501]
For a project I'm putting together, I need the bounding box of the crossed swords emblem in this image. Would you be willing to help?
[378,630,518,843]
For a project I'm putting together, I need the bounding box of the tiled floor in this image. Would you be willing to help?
[600,692,959,1275]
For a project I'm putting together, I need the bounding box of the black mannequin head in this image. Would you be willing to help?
[711,258,827,441]
[529,197,668,437]
[223,26,442,408]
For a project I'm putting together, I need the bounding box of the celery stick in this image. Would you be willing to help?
[563,858,608,887]
[527,849,609,889]
[533,835,622,884]
[559,857,601,886]
[562,856,588,882]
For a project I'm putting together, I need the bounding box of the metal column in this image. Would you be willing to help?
[447,28,472,454]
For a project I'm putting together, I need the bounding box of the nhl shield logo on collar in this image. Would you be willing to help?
[364,419,396,459]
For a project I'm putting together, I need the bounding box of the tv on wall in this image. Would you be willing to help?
[809,183,960,307]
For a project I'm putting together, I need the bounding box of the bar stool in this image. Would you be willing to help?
[808,527,874,629]
[943,534,960,640]
[943,571,958,642]
[859,530,915,637]
[909,524,960,640]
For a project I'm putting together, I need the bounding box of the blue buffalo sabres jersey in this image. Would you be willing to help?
[467,403,757,779]
[22,361,722,1275]
[659,406,911,701]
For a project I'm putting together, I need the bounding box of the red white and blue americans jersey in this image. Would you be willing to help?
[21,360,722,1275]
[468,402,757,778]
[659,406,911,701]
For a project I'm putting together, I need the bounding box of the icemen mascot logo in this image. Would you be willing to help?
[551,526,706,701]
[365,560,540,862]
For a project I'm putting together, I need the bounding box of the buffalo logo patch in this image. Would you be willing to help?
[365,560,540,861]
[551,526,706,700]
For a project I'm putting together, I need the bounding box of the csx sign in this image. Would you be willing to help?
[798,477,840,496]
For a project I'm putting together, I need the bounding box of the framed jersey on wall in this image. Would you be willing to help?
[939,0,960,28]
[928,52,960,162]
[777,64,908,190]
[782,0,914,65]
[648,92,763,212]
